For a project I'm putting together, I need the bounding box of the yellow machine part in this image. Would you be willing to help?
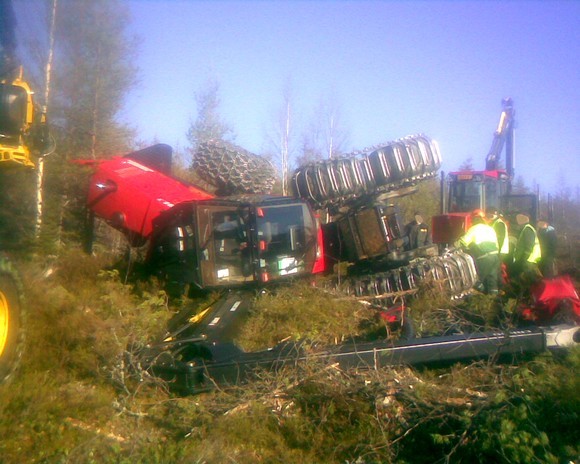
[0,145,36,169]
[0,67,38,169]
[0,288,8,357]
[0,258,24,383]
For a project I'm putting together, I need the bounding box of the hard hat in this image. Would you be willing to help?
[471,209,486,219]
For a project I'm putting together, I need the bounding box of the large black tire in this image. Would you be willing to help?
[0,257,24,383]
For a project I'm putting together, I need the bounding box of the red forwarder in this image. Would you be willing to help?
[432,98,538,245]
[80,144,325,294]
[432,168,513,244]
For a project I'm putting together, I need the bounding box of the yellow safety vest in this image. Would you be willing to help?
[492,217,509,255]
[459,223,499,256]
[517,224,542,263]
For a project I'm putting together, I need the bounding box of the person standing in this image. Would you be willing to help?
[512,213,542,285]
[488,209,510,258]
[456,209,501,295]
[404,212,431,250]
[537,219,557,278]
[488,209,510,288]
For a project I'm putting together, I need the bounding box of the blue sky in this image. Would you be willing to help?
[123,1,579,194]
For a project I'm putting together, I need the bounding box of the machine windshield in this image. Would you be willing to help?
[0,84,27,142]
[448,178,508,214]
[484,179,502,212]
[448,180,482,213]
[256,202,316,281]
[197,205,250,286]
[197,201,317,287]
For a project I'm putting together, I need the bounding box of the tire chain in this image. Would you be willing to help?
[331,250,477,307]
[193,140,277,195]
[292,133,442,210]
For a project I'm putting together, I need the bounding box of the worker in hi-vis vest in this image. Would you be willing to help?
[488,209,510,289]
[537,218,557,278]
[456,209,500,295]
[512,213,542,286]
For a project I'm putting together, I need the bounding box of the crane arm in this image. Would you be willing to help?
[485,97,515,177]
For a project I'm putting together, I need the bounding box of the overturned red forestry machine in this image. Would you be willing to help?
[81,141,325,296]
[78,122,579,394]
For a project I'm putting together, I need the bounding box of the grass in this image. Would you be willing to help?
[235,281,377,351]
[0,250,578,463]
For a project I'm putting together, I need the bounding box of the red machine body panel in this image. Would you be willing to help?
[431,212,470,244]
[432,169,510,244]
[87,157,214,239]
[448,169,506,179]
[312,219,325,274]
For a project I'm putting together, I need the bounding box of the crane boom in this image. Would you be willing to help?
[485,97,515,178]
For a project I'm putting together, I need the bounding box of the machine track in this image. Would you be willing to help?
[291,134,475,307]
[292,133,441,210]
[334,250,478,306]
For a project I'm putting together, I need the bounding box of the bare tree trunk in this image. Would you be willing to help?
[43,0,57,111]
[282,101,291,196]
[91,41,102,160]
[267,81,295,195]
[35,157,45,240]
[327,113,335,159]
[35,0,58,241]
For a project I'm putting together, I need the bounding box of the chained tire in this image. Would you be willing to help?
[292,133,441,210]
[0,257,24,383]
[193,140,277,196]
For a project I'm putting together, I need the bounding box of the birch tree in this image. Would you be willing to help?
[1,0,137,251]
[298,95,349,166]
[266,81,297,196]
[34,0,58,239]
[318,96,348,159]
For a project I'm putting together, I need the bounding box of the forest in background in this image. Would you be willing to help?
[1,0,579,255]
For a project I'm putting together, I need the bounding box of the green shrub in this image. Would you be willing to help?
[235,281,377,351]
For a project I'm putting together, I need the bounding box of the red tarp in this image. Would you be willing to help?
[523,275,580,322]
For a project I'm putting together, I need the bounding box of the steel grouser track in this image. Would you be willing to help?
[292,133,441,210]
[290,133,476,306]
[333,250,478,306]
[193,139,277,195]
